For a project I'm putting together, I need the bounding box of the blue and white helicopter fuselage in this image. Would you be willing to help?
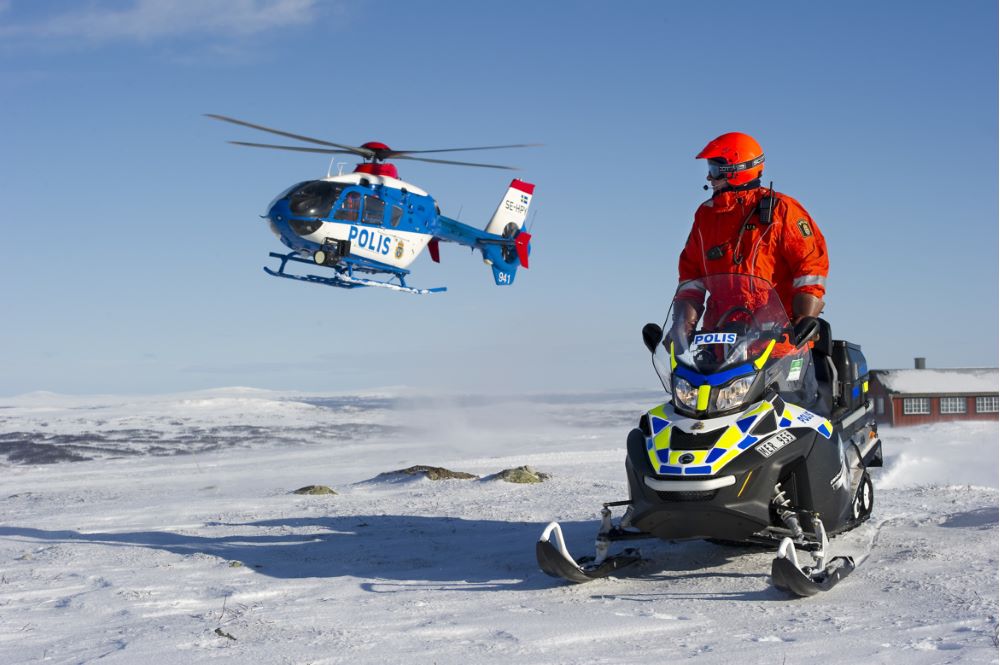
[205,113,536,294]
[267,172,434,269]
[263,171,533,294]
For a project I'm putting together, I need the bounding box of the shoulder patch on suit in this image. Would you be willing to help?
[796,219,813,237]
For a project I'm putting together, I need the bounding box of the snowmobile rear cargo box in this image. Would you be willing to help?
[833,340,869,412]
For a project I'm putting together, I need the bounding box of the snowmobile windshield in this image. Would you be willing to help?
[651,274,812,401]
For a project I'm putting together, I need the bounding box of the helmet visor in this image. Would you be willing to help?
[706,154,764,180]
[707,159,727,179]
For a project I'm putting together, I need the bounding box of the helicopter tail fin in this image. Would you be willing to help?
[481,230,531,286]
[484,179,534,236]
[487,257,519,286]
[482,179,534,286]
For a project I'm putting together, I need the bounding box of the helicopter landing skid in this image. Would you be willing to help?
[264,252,446,295]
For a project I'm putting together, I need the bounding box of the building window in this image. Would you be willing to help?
[940,397,967,414]
[876,397,884,415]
[903,398,930,415]
[976,396,999,413]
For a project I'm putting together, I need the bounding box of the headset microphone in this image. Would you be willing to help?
[703,184,710,191]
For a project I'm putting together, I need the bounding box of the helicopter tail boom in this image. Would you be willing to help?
[429,179,534,287]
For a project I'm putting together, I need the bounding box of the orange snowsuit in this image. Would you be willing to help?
[678,186,829,322]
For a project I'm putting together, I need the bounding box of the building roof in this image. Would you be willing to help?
[873,368,999,395]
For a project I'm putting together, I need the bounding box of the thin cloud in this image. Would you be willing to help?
[0,0,321,43]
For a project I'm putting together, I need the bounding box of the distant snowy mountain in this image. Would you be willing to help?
[0,390,996,663]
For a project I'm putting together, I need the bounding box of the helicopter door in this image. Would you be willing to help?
[361,195,386,226]
[333,191,361,221]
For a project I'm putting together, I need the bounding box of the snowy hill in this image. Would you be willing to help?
[1,390,997,664]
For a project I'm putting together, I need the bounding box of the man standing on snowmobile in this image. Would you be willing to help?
[677,132,828,323]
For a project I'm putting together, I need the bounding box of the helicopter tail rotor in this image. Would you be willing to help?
[515,232,532,269]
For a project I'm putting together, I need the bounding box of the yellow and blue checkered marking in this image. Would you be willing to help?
[645,398,833,477]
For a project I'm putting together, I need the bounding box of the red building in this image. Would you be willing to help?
[869,360,999,427]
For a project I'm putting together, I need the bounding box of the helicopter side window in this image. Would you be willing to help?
[390,205,403,228]
[334,191,361,222]
[362,196,386,226]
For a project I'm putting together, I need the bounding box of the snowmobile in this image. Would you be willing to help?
[537,274,883,597]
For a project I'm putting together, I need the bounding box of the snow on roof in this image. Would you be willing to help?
[875,368,999,395]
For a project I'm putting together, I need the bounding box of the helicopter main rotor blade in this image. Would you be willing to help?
[229,142,517,168]
[384,143,542,158]
[392,154,519,170]
[227,141,359,155]
[205,113,373,157]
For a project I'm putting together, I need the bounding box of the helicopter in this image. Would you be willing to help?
[206,114,537,294]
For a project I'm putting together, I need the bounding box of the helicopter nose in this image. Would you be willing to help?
[288,218,323,236]
[267,216,282,240]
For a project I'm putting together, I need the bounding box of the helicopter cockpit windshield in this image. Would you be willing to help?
[652,274,813,404]
[284,182,389,228]
[288,181,344,218]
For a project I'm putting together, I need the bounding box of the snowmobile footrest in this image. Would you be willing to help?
[771,555,855,597]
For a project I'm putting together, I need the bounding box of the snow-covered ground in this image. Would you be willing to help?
[1,389,997,664]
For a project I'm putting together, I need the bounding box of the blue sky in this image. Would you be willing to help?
[1,0,997,395]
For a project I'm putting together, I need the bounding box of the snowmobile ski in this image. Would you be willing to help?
[771,553,855,597]
[769,515,856,597]
[536,521,642,583]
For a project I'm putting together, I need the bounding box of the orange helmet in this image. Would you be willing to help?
[696,132,764,186]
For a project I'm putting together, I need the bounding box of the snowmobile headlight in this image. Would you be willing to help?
[715,375,755,411]
[673,377,698,410]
